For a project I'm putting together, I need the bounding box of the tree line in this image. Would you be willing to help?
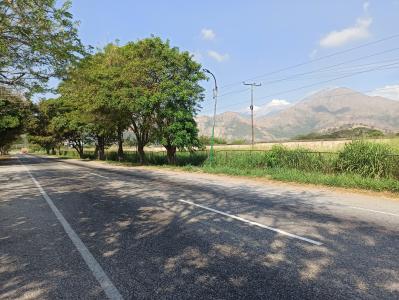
[0,1,207,163]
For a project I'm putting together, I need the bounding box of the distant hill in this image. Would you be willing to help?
[296,126,385,140]
[196,88,399,141]
[196,112,274,142]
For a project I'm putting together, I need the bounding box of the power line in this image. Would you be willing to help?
[203,61,399,112]
[257,48,399,87]
[270,60,399,82]
[255,61,399,101]
[201,62,399,113]
[218,87,250,98]
[219,33,399,90]
[213,48,399,101]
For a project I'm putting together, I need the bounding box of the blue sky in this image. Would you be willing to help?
[68,0,399,115]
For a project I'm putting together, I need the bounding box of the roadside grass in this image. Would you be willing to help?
[31,140,399,194]
[103,157,399,194]
[200,166,399,193]
[119,163,399,194]
[386,137,399,153]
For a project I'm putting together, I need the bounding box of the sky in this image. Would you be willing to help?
[66,0,399,115]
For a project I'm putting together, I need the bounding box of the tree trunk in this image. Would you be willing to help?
[51,147,56,155]
[78,146,84,158]
[71,140,84,158]
[117,128,124,161]
[130,121,149,165]
[46,148,50,155]
[94,144,99,159]
[165,145,176,165]
[97,136,105,160]
[137,144,146,164]
[98,148,105,160]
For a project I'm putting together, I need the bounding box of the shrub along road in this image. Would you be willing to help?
[1,155,398,299]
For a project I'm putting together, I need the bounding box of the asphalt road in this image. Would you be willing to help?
[1,154,398,299]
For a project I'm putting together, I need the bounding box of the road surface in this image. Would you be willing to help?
[1,154,398,299]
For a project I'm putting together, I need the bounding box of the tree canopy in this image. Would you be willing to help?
[56,37,206,163]
[0,0,85,94]
[1,11,206,163]
[0,86,30,154]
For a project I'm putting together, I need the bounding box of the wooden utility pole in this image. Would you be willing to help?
[243,82,261,146]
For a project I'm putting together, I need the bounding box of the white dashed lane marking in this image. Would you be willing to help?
[178,199,323,246]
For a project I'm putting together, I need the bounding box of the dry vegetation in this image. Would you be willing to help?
[209,137,399,153]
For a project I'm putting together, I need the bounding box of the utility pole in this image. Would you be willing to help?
[203,69,218,164]
[243,81,261,146]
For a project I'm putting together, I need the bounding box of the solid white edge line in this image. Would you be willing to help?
[178,199,323,246]
[18,157,123,300]
[349,206,399,217]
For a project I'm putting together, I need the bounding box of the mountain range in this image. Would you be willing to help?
[196,87,399,141]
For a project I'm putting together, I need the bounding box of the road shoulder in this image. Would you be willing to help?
[34,154,399,202]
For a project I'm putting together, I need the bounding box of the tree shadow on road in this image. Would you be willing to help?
[1,156,399,299]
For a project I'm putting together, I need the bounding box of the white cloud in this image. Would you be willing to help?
[207,50,229,62]
[368,85,399,100]
[244,99,291,115]
[267,99,290,107]
[320,17,372,48]
[201,28,216,41]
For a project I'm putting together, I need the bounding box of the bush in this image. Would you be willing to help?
[199,136,227,145]
[265,146,328,172]
[209,150,269,169]
[336,140,396,178]
[209,145,337,173]
[104,150,208,166]
[230,139,247,145]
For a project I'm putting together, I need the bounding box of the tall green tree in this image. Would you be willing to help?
[116,37,205,163]
[151,44,205,163]
[116,39,160,163]
[0,0,85,94]
[26,97,90,157]
[51,108,91,158]
[58,50,123,160]
[28,98,63,154]
[57,37,205,164]
[0,86,30,154]
[84,44,130,160]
